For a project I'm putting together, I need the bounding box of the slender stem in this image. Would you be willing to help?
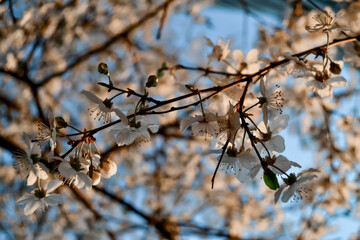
[269,164,291,178]
[211,140,229,189]
[323,32,330,71]
[197,92,206,119]
[247,116,266,135]
[244,101,260,113]
[223,59,239,73]
[68,125,82,133]
[241,129,246,150]
[257,139,271,157]
[108,92,124,101]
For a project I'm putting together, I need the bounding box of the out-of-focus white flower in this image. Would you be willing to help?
[13,133,48,185]
[205,37,230,62]
[37,111,57,151]
[307,68,347,98]
[91,154,117,180]
[274,168,320,203]
[81,90,127,124]
[98,157,117,178]
[16,180,64,215]
[343,42,360,68]
[305,11,343,33]
[259,78,285,125]
[228,49,260,74]
[248,154,301,179]
[112,115,159,146]
[180,113,219,138]
[58,157,92,190]
[283,54,312,77]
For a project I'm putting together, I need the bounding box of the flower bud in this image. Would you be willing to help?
[98,62,109,75]
[98,157,117,178]
[330,62,342,75]
[89,166,101,185]
[146,75,158,88]
[55,116,68,129]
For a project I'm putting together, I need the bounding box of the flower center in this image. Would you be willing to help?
[268,85,284,114]
[129,120,141,128]
[226,147,237,157]
[315,71,330,83]
[283,173,297,185]
[103,98,113,110]
[30,154,39,164]
[34,189,46,199]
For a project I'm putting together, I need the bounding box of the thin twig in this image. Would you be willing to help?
[211,140,229,189]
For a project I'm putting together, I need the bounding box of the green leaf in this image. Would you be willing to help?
[263,169,280,190]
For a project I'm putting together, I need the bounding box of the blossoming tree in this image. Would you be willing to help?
[0,0,360,239]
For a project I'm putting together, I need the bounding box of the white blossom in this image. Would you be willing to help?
[257,114,289,153]
[306,11,343,33]
[37,111,57,151]
[259,77,284,125]
[112,115,159,146]
[217,103,241,144]
[205,37,230,62]
[215,148,257,183]
[16,180,64,215]
[58,157,92,190]
[307,68,347,98]
[248,154,300,179]
[81,90,127,124]
[180,113,219,138]
[228,49,260,74]
[13,133,49,185]
[274,168,320,203]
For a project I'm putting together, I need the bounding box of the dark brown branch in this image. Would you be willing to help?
[156,0,171,39]
[37,0,175,87]
[69,187,116,240]
[8,0,17,24]
[0,135,22,153]
[93,186,176,240]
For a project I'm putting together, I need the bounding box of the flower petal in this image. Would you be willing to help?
[26,170,37,186]
[180,115,203,132]
[114,109,128,125]
[24,200,42,215]
[81,90,102,104]
[247,49,259,63]
[274,185,285,204]
[327,76,347,87]
[267,135,285,153]
[58,161,76,178]
[16,194,36,205]
[281,184,296,202]
[43,194,64,206]
[232,49,245,65]
[271,114,289,135]
[36,163,49,180]
[249,164,261,179]
[45,180,63,193]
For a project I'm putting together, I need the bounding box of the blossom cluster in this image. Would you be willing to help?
[12,5,358,217]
